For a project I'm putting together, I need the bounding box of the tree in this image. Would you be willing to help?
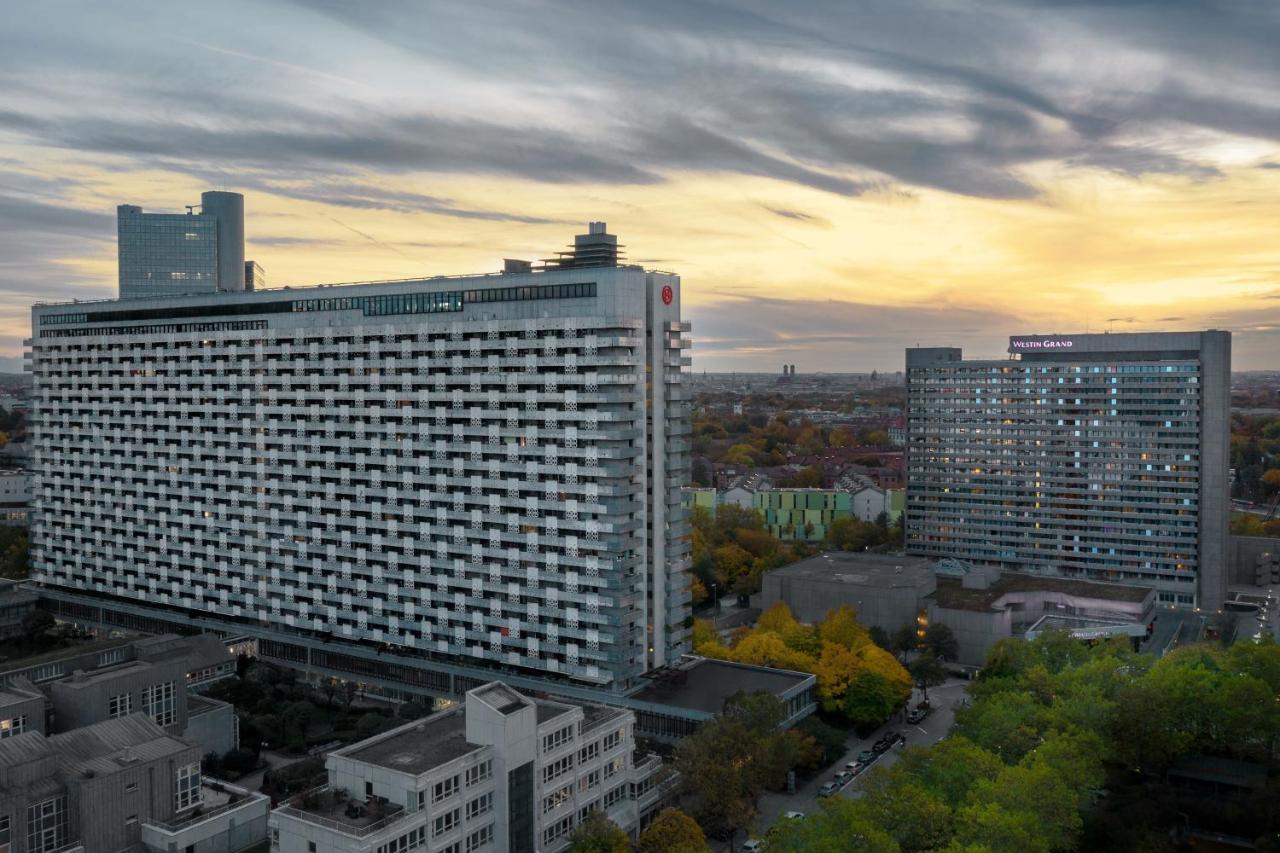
[796,715,848,766]
[638,807,709,853]
[868,625,891,650]
[766,798,898,853]
[673,693,792,847]
[891,624,919,656]
[910,652,947,702]
[567,811,630,852]
[896,735,1003,807]
[818,604,870,650]
[1263,467,1280,495]
[842,668,901,726]
[20,608,54,641]
[923,623,959,662]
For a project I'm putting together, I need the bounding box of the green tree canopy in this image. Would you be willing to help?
[567,810,630,853]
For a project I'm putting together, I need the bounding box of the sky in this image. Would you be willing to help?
[2,1,1280,373]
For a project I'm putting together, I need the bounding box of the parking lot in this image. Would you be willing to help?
[723,675,971,851]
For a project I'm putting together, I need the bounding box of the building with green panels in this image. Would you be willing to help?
[681,487,718,513]
[753,489,853,541]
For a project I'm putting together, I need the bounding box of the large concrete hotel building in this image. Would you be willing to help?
[28,223,694,702]
[906,332,1231,611]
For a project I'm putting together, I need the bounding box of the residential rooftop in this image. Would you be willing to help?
[632,657,812,716]
[533,699,575,726]
[932,572,1154,612]
[343,711,479,775]
[50,714,190,779]
[766,551,936,589]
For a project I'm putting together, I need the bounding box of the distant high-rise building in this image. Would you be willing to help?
[905,331,1230,610]
[117,190,246,298]
[31,223,692,697]
[244,260,265,291]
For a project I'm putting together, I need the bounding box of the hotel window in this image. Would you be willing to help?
[542,725,573,752]
[142,681,176,727]
[432,808,460,837]
[541,755,574,785]
[26,797,66,853]
[109,692,132,718]
[465,824,493,853]
[602,729,622,751]
[465,760,492,786]
[542,784,572,815]
[433,774,460,803]
[175,762,201,811]
[0,717,25,739]
[465,792,492,820]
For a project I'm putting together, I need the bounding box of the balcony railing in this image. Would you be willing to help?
[274,786,410,838]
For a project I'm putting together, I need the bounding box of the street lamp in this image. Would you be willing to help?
[711,583,720,614]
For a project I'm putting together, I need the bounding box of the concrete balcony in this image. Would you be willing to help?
[142,781,270,853]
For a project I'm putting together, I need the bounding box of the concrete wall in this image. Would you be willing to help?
[928,605,1011,668]
[760,573,930,632]
[184,699,238,757]
[1198,330,1232,611]
[69,741,202,853]
[1230,535,1280,586]
[50,658,188,735]
[0,693,47,736]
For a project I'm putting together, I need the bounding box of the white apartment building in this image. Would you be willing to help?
[29,223,692,698]
[270,681,666,853]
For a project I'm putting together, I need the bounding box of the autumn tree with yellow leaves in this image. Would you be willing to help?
[692,602,910,725]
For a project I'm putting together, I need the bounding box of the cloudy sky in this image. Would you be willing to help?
[2,0,1280,372]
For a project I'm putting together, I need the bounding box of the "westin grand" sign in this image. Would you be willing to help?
[1008,335,1077,353]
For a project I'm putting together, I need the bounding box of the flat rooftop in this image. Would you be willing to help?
[52,660,153,689]
[580,702,628,733]
[933,573,1153,612]
[632,657,812,717]
[344,711,480,774]
[767,551,936,589]
[533,700,575,726]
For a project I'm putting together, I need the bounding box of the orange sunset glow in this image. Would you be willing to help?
[2,1,1279,370]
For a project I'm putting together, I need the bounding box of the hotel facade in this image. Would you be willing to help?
[29,224,693,698]
[905,332,1231,610]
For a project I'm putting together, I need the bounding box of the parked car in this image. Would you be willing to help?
[844,760,863,772]
[858,749,876,763]
[817,782,840,798]
[741,840,763,853]
[834,770,853,784]
[907,708,928,724]
[872,739,891,755]
[782,811,806,820]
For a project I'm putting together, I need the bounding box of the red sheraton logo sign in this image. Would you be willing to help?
[661,285,673,305]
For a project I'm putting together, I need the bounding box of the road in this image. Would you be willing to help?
[717,676,971,851]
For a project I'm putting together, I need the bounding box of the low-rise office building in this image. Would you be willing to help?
[0,713,268,853]
[270,681,668,853]
[0,632,239,757]
[761,552,1156,667]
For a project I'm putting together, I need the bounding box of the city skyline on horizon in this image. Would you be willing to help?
[3,1,1280,372]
